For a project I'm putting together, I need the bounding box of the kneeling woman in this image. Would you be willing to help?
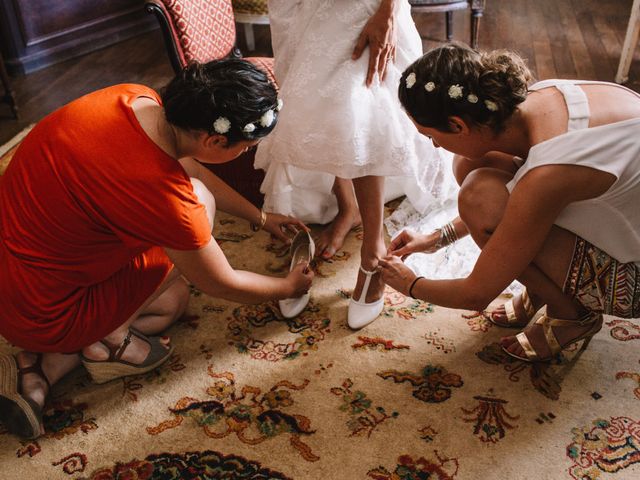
[380,43,640,363]
[0,59,312,438]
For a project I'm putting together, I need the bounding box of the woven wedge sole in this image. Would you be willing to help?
[0,354,42,439]
[82,344,174,384]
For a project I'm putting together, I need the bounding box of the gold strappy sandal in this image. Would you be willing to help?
[502,310,603,363]
[490,289,539,328]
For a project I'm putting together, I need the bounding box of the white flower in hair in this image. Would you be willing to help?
[485,100,498,111]
[260,109,275,128]
[406,72,417,89]
[213,116,231,134]
[448,84,463,99]
[243,123,256,133]
[467,94,479,104]
[276,98,284,111]
[424,81,436,92]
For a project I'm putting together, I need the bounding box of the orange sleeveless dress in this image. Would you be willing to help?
[0,84,211,352]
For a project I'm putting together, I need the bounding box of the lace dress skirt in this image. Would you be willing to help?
[255,0,459,224]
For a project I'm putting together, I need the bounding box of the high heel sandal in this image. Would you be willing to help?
[279,230,315,318]
[490,289,540,328]
[81,328,173,384]
[347,265,384,329]
[0,353,49,439]
[502,310,603,363]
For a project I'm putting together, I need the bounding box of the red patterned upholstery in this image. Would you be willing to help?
[160,0,237,64]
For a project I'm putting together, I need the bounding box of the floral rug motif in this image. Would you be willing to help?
[1,129,640,479]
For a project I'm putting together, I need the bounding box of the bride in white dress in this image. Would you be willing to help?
[256,0,478,328]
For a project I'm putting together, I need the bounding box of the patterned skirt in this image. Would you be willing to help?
[563,237,640,318]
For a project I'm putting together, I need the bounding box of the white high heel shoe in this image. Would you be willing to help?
[278,231,315,319]
[347,266,384,329]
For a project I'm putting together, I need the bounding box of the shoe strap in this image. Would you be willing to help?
[101,330,134,362]
[357,265,379,303]
[18,353,51,391]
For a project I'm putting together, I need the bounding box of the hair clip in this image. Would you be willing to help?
[406,72,417,89]
[424,81,436,92]
[260,109,275,128]
[467,94,478,104]
[448,85,463,99]
[243,123,256,133]
[484,100,498,111]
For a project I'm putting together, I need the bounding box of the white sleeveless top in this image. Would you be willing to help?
[506,79,640,264]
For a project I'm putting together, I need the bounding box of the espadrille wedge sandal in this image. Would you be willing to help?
[81,328,173,384]
[0,353,49,439]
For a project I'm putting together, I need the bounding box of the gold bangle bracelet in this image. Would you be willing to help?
[251,209,267,232]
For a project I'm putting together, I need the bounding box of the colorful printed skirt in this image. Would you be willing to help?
[564,237,640,318]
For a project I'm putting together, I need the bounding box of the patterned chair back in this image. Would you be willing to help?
[148,0,237,69]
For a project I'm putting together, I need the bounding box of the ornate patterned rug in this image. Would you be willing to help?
[1,129,640,479]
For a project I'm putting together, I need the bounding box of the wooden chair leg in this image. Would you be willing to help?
[446,11,454,41]
[0,52,18,119]
[470,8,484,49]
[615,0,640,84]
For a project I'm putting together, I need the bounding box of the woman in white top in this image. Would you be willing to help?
[256,0,456,329]
[379,43,640,362]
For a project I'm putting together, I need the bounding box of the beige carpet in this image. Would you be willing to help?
[1,129,640,479]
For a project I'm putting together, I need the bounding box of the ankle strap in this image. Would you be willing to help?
[101,330,134,362]
[359,265,379,276]
[18,353,51,390]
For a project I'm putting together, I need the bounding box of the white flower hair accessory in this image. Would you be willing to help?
[424,81,436,92]
[467,94,478,104]
[406,72,417,89]
[213,117,231,134]
[484,100,498,111]
[260,109,275,128]
[276,98,284,111]
[243,123,256,133]
[448,84,463,99]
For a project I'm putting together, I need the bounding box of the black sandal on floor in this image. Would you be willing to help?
[0,353,49,439]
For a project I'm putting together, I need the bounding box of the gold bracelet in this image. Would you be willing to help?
[251,209,267,232]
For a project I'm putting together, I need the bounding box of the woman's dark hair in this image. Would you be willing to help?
[162,58,278,145]
[398,43,533,133]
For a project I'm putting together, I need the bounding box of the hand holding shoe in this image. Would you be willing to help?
[286,262,314,299]
[262,212,309,245]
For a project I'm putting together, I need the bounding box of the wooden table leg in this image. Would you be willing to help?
[615,0,640,84]
[0,51,18,118]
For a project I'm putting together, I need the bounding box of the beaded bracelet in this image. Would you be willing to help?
[408,276,425,299]
[251,209,268,232]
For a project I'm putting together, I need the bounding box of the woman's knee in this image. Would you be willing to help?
[190,178,216,229]
[452,155,476,186]
[458,168,511,233]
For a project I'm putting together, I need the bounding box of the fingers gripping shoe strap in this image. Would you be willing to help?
[357,266,378,303]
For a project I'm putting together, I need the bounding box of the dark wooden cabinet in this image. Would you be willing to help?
[0,0,156,75]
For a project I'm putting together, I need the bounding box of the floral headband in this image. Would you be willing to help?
[405,72,498,112]
[212,98,284,135]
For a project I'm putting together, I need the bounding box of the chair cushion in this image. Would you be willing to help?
[161,0,236,64]
[232,0,268,15]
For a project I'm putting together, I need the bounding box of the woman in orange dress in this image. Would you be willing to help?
[0,59,313,439]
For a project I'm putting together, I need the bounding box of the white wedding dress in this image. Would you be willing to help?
[256,0,480,280]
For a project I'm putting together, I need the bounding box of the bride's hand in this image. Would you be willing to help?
[263,212,309,245]
[352,0,397,87]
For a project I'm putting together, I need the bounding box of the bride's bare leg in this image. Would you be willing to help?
[351,175,386,302]
[316,177,361,259]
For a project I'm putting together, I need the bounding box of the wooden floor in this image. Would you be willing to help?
[1,0,638,145]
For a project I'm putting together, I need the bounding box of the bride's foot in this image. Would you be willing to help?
[347,251,386,330]
[500,310,603,362]
[316,210,361,259]
[490,289,543,328]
